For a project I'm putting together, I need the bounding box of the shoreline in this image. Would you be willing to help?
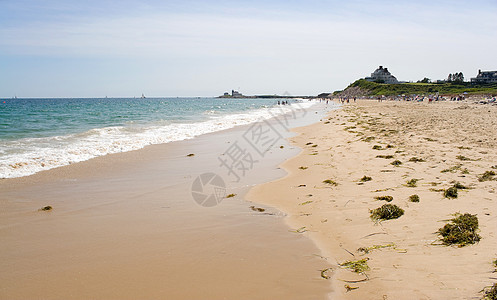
[247,99,497,299]
[0,102,337,299]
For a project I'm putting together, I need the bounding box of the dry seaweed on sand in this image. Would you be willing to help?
[360,175,372,182]
[372,145,382,150]
[226,193,236,198]
[409,157,425,163]
[323,179,338,186]
[478,171,496,182]
[482,283,497,300]
[344,285,359,292]
[453,182,468,189]
[374,195,393,202]
[40,206,53,211]
[339,258,370,274]
[444,187,458,198]
[406,178,419,187]
[186,153,195,157]
[249,206,265,212]
[391,159,402,166]
[357,243,396,254]
[409,194,420,202]
[437,213,481,246]
[370,204,404,221]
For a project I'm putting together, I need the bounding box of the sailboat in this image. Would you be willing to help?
[141,93,146,99]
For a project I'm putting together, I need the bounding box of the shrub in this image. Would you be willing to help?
[409,194,420,202]
[444,187,458,198]
[370,204,404,221]
[437,213,481,246]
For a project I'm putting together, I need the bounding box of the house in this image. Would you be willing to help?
[365,66,399,84]
[231,90,243,97]
[471,70,497,84]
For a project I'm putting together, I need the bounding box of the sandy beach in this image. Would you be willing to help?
[248,98,497,299]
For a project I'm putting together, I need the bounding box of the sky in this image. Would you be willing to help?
[1,0,496,98]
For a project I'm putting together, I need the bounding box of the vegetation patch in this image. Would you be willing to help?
[323,179,338,186]
[391,160,402,166]
[406,178,419,187]
[374,195,393,202]
[370,204,404,221]
[360,176,372,182]
[409,194,420,202]
[437,213,481,246]
[409,157,425,163]
[444,187,458,198]
[478,171,496,182]
[358,243,396,254]
[376,155,394,159]
[339,258,370,274]
[250,206,265,212]
[441,164,462,173]
[483,283,497,300]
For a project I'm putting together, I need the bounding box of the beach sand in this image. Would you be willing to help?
[247,99,497,299]
[0,104,334,300]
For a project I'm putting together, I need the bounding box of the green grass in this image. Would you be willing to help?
[336,79,497,97]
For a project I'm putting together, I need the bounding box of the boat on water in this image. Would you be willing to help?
[141,93,146,99]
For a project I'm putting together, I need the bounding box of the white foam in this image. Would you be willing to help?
[0,101,318,178]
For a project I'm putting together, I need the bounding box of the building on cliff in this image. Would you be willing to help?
[365,66,399,84]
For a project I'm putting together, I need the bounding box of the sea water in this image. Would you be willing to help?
[0,97,315,178]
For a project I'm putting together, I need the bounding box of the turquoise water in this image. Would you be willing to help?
[0,97,314,178]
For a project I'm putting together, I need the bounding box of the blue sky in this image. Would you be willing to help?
[1,0,496,97]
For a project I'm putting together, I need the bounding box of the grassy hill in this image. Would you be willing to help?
[335,79,497,97]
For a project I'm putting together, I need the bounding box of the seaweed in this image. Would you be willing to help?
[360,176,372,182]
[226,193,236,198]
[249,206,265,212]
[323,179,338,186]
[40,206,53,211]
[409,157,425,163]
[444,187,458,198]
[357,243,395,254]
[299,166,308,170]
[370,204,404,221]
[344,285,359,292]
[483,283,497,300]
[437,213,481,246]
[406,178,419,187]
[376,155,394,159]
[374,195,393,202]
[339,258,370,273]
[372,145,382,150]
[453,182,468,190]
[391,160,402,166]
[456,155,472,161]
[478,171,496,182]
[186,153,195,157]
[409,194,420,202]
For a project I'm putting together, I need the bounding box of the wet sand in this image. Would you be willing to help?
[248,99,497,299]
[0,103,337,300]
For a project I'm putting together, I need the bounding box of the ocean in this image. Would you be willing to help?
[0,97,315,178]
